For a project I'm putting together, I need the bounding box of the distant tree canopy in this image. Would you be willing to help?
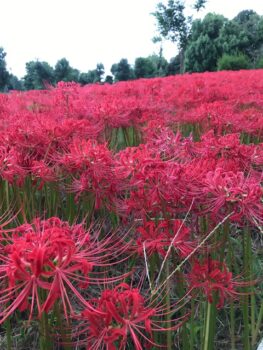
[0,48,10,91]
[24,61,55,90]
[184,13,227,72]
[111,59,134,82]
[54,58,79,83]
[153,0,207,71]
[134,54,168,79]
[153,1,263,73]
[79,63,105,85]
[184,10,263,72]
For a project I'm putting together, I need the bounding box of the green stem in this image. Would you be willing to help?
[230,301,236,350]
[189,298,195,350]
[254,301,263,347]
[251,287,256,348]
[55,302,71,350]
[203,301,212,350]
[176,270,189,350]
[4,317,12,350]
[242,228,251,350]
[166,262,172,350]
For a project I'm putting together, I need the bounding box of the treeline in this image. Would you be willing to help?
[0,49,180,91]
[154,4,263,73]
[0,7,263,91]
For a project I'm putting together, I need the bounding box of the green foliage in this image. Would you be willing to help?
[7,74,23,91]
[166,55,181,75]
[0,48,10,92]
[79,63,105,85]
[104,75,113,84]
[134,54,168,79]
[111,59,134,82]
[232,10,263,61]
[153,0,189,49]
[218,20,249,56]
[24,61,55,90]
[134,57,155,79]
[54,58,79,83]
[153,1,207,72]
[149,52,169,76]
[185,10,263,72]
[217,54,250,71]
[185,34,219,72]
[184,13,226,72]
[256,57,263,68]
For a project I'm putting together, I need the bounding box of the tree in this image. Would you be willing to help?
[184,13,227,72]
[111,59,134,82]
[218,20,249,56]
[79,63,105,85]
[217,54,250,71]
[7,74,23,91]
[148,52,168,77]
[0,48,10,91]
[104,75,113,84]
[232,10,263,63]
[23,61,55,90]
[134,57,155,79]
[166,55,180,75]
[54,58,79,83]
[95,63,105,82]
[153,0,207,72]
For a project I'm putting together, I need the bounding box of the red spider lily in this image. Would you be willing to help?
[74,283,186,349]
[187,259,250,309]
[0,217,129,323]
[136,219,195,258]
[58,139,117,209]
[0,145,27,186]
[31,160,58,189]
[117,154,185,219]
[200,168,263,225]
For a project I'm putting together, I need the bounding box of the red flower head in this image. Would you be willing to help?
[136,219,194,258]
[0,217,124,323]
[75,282,186,349]
[187,259,247,309]
[201,168,263,225]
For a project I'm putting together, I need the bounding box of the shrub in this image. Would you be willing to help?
[256,57,263,68]
[217,54,250,71]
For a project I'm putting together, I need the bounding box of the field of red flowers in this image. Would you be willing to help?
[0,70,262,349]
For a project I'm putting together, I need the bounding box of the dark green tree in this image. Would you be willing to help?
[166,55,181,75]
[184,13,227,72]
[0,48,10,91]
[232,10,263,63]
[153,0,207,72]
[134,57,155,78]
[111,59,134,82]
[79,63,105,85]
[95,63,105,82]
[7,74,23,91]
[217,53,250,70]
[104,75,113,84]
[218,20,249,56]
[148,51,168,77]
[23,61,55,90]
[54,58,79,83]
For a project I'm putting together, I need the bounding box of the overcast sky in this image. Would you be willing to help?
[0,0,262,78]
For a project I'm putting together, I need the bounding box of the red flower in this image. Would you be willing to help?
[201,168,263,225]
[136,219,194,258]
[187,259,247,309]
[75,283,185,349]
[0,217,126,323]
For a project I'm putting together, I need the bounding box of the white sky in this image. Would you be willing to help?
[0,0,262,78]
